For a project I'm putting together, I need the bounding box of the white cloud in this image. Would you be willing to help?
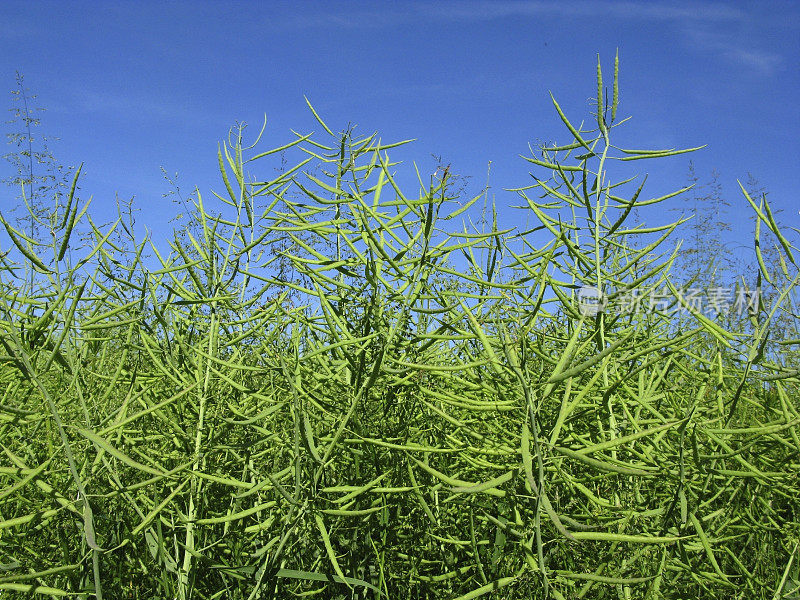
[60,89,223,125]
[330,1,783,78]
[417,1,745,23]
[682,25,784,76]
[270,1,745,29]
[722,48,783,76]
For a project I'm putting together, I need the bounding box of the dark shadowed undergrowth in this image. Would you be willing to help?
[0,57,798,599]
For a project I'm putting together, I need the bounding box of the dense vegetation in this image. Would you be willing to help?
[1,57,798,599]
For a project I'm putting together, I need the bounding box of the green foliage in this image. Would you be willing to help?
[3,72,75,240]
[0,56,798,600]
[671,163,732,288]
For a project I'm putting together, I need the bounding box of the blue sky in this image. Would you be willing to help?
[1,1,798,257]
